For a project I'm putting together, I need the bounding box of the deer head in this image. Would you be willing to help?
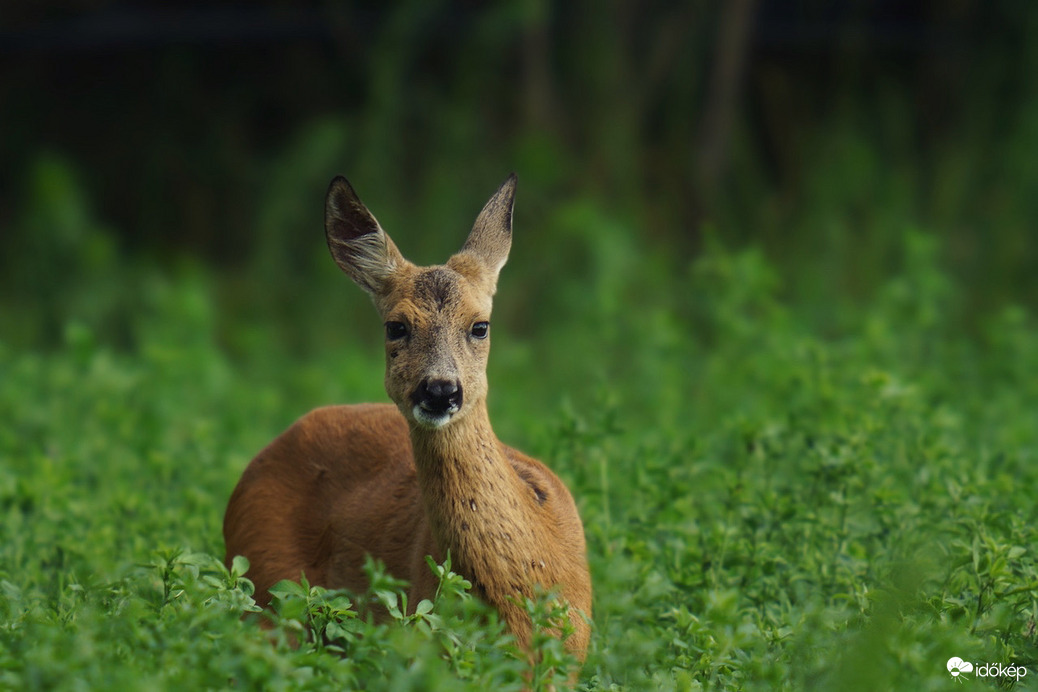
[325,175,516,429]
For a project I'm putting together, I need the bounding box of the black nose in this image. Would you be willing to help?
[413,378,463,415]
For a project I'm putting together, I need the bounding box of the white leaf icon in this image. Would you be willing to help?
[947,657,974,676]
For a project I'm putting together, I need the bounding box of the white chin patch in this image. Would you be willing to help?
[413,406,453,429]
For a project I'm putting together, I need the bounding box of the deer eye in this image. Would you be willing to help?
[385,321,408,340]
[470,321,490,340]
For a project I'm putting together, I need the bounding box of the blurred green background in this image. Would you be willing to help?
[3,2,1038,688]
[2,1,1035,362]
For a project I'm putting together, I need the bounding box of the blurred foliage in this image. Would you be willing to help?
[1,1,1037,345]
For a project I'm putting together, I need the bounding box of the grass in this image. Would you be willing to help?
[2,223,1038,690]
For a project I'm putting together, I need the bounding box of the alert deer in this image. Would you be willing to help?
[223,174,592,660]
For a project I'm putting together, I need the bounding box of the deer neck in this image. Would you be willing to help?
[408,402,537,601]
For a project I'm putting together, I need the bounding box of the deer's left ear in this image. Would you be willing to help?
[457,174,515,287]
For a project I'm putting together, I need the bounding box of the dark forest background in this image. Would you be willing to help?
[2,1,1035,357]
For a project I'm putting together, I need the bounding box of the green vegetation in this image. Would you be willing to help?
[2,150,1036,689]
[3,6,1038,683]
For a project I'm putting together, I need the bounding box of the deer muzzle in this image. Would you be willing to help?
[411,378,463,427]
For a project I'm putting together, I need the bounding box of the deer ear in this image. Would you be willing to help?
[325,176,404,295]
[459,174,515,285]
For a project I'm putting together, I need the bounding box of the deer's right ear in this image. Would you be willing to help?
[325,176,404,295]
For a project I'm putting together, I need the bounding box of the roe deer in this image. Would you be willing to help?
[223,174,592,659]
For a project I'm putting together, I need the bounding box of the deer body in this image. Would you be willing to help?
[223,175,591,659]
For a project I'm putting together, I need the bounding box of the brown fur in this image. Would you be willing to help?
[223,175,592,660]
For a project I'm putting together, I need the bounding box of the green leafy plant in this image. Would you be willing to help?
[2,162,1038,689]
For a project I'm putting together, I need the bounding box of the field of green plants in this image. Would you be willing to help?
[2,144,1037,690]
